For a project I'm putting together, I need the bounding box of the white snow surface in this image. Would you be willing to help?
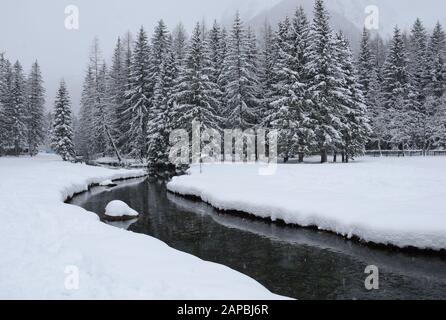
[99,179,114,186]
[167,157,446,251]
[0,154,282,299]
[105,200,139,217]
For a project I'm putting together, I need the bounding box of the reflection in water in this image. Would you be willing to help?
[70,178,446,300]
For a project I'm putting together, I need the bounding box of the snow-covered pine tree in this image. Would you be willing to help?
[150,20,170,92]
[172,22,188,69]
[205,20,225,117]
[116,32,133,154]
[77,67,96,159]
[334,33,370,162]
[357,28,375,102]
[7,61,27,155]
[147,36,177,172]
[409,19,435,151]
[268,17,302,162]
[0,54,8,155]
[124,27,151,160]
[109,37,126,139]
[307,0,343,163]
[381,26,416,150]
[222,12,259,130]
[409,18,429,104]
[426,22,446,99]
[51,80,75,161]
[172,22,221,162]
[92,62,113,156]
[25,61,46,156]
[258,21,276,123]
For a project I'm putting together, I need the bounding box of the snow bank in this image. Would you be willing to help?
[167,158,446,251]
[105,200,139,218]
[0,155,282,299]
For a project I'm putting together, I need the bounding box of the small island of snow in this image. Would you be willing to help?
[104,200,139,221]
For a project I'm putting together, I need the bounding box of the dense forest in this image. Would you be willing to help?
[1,0,446,169]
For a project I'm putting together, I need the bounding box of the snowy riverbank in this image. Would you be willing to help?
[0,154,282,299]
[167,157,446,251]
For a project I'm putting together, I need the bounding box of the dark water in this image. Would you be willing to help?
[70,178,446,300]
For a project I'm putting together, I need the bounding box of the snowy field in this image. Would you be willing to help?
[167,157,446,251]
[0,154,282,299]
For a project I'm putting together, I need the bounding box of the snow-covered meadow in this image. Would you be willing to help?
[167,157,446,251]
[0,154,282,299]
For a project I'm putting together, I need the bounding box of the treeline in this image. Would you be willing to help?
[359,20,446,153]
[3,0,446,166]
[75,0,369,167]
[0,55,49,156]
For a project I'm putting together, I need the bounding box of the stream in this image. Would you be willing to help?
[69,177,446,300]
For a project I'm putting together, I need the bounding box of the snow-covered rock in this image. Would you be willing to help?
[0,154,283,300]
[167,158,446,251]
[104,200,139,221]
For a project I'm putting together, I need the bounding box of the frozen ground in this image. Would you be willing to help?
[167,157,446,251]
[0,154,282,299]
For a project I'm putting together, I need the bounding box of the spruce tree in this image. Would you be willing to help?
[8,61,27,155]
[25,61,46,156]
[334,33,370,161]
[124,27,151,159]
[172,22,221,161]
[381,26,415,149]
[307,0,342,162]
[222,13,259,130]
[51,80,75,161]
[147,36,177,171]
[426,22,446,98]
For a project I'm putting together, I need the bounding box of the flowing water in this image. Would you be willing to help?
[69,178,446,300]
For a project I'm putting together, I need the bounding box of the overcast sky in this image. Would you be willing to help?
[0,0,280,113]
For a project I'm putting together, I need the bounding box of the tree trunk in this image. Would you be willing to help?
[333,151,337,163]
[105,125,122,164]
[341,152,345,163]
[320,148,328,163]
[298,152,304,163]
[284,155,289,163]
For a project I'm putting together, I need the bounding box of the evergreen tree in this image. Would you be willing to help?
[381,26,415,149]
[77,67,96,159]
[116,32,133,153]
[258,21,276,123]
[51,80,75,161]
[147,36,177,171]
[172,22,188,68]
[6,61,27,155]
[222,13,259,130]
[25,61,46,156]
[172,23,221,162]
[0,54,8,155]
[307,0,343,162]
[357,28,374,101]
[124,27,151,159]
[206,20,225,114]
[426,22,446,98]
[334,33,370,161]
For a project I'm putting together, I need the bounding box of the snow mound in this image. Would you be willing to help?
[105,200,139,218]
[167,158,446,251]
